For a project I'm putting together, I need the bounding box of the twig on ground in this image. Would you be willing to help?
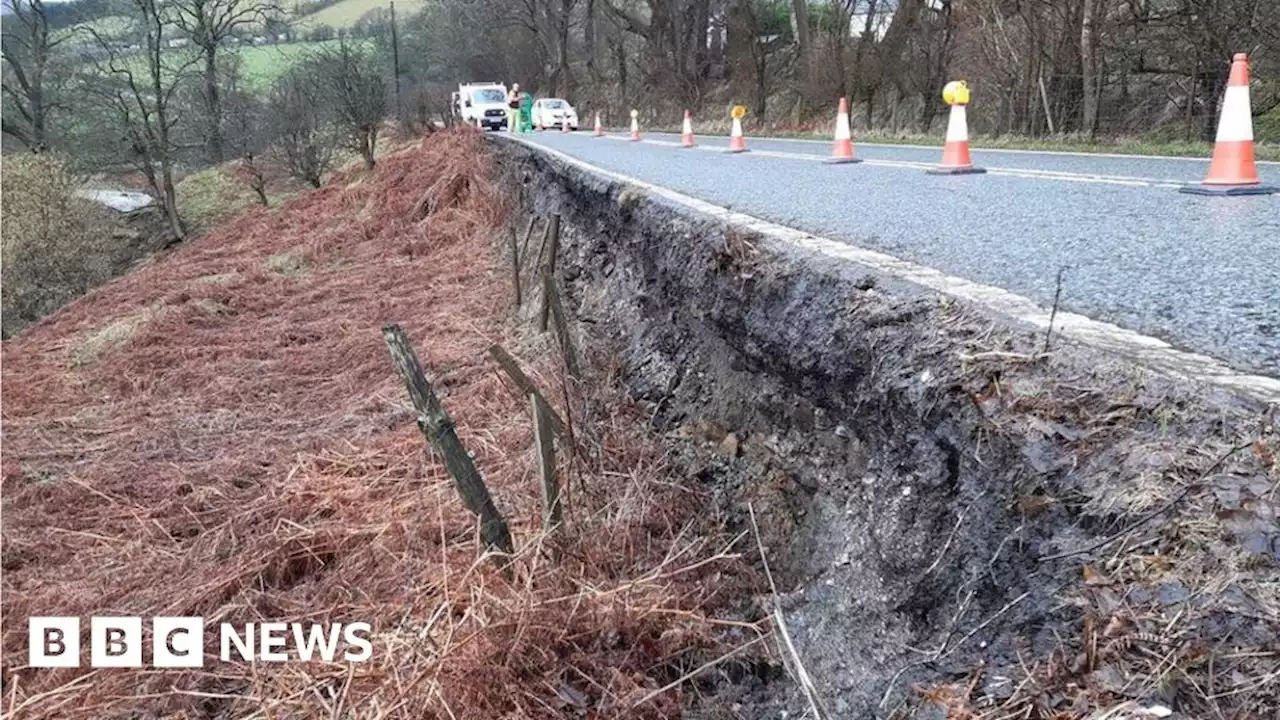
[748,502,831,720]
[1043,265,1067,354]
[630,635,766,708]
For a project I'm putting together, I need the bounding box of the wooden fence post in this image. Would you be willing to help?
[543,270,581,379]
[537,214,561,333]
[526,215,551,276]
[532,393,562,535]
[489,344,566,437]
[518,215,537,262]
[382,324,514,556]
[508,227,522,308]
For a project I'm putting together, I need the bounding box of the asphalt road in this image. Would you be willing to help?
[515,129,1280,376]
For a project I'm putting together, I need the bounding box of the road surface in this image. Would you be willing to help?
[514,130,1280,376]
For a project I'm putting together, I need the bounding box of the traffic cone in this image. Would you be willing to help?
[1182,54,1277,196]
[630,114,640,142]
[561,117,570,133]
[594,112,604,137]
[728,115,748,153]
[825,97,861,164]
[928,88,985,175]
[681,110,696,148]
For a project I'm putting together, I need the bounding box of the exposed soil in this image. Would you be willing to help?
[499,139,1280,719]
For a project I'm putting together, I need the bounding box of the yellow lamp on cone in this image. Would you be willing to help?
[942,81,970,106]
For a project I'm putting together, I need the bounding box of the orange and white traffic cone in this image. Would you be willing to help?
[681,110,696,148]
[728,115,748,153]
[1182,53,1277,196]
[630,113,641,142]
[928,81,985,175]
[561,116,570,133]
[594,112,604,137]
[825,97,861,164]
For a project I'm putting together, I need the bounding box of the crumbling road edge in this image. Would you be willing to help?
[497,134,1280,406]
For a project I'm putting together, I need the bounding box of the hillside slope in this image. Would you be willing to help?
[1,131,753,718]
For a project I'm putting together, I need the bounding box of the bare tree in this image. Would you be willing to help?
[171,0,275,163]
[266,67,338,187]
[789,0,811,119]
[304,42,388,170]
[604,0,713,108]
[83,0,198,240]
[237,152,270,205]
[1,0,71,151]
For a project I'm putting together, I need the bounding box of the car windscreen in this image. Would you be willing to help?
[544,99,568,109]
[472,89,505,104]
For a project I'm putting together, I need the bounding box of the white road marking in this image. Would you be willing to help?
[507,134,1280,405]
[634,130,1280,165]
[598,133,1182,187]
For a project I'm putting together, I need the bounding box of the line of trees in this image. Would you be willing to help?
[6,0,1278,239]
[2,0,390,240]
[395,0,1280,140]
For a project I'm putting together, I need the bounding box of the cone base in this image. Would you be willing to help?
[727,147,749,154]
[927,166,987,175]
[681,144,696,149]
[824,157,863,165]
[1179,183,1277,196]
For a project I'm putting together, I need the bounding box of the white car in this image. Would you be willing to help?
[533,98,579,130]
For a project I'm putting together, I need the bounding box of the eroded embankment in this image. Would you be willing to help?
[498,138,1280,718]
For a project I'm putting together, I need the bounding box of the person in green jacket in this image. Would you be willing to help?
[518,92,534,133]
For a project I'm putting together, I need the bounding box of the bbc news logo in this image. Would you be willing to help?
[29,617,373,668]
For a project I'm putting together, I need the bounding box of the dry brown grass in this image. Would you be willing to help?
[1,129,760,718]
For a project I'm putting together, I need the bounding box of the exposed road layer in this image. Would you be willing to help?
[511,130,1280,377]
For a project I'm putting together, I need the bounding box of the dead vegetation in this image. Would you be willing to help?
[1,130,760,718]
[904,348,1280,720]
[0,154,118,339]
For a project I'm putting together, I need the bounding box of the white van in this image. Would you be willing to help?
[452,83,510,130]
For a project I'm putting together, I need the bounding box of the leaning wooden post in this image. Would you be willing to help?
[543,271,581,379]
[489,344,566,437]
[507,227,522,308]
[382,324,514,556]
[518,215,537,262]
[537,214,561,333]
[525,217,550,276]
[532,393,562,535]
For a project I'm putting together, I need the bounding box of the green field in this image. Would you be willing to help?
[293,0,424,30]
[81,40,361,93]
[231,41,348,88]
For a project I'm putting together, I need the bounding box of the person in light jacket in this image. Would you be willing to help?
[507,84,521,132]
